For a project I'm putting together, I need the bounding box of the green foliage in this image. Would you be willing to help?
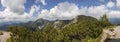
[7,26,32,42]
[99,14,112,27]
[7,38,12,42]
[7,15,112,42]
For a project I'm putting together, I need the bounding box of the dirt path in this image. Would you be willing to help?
[101,30,107,42]
[0,31,11,42]
[101,26,120,42]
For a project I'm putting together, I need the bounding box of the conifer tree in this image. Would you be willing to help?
[100,14,112,27]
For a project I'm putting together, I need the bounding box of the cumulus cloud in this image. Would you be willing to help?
[116,0,120,7]
[36,0,47,5]
[38,2,80,20]
[36,0,120,20]
[32,1,120,21]
[1,0,26,14]
[0,8,31,21]
[107,1,115,8]
[87,5,108,18]
[0,0,40,22]
[37,1,112,20]
[0,0,120,22]
[29,5,40,16]
[0,0,30,21]
[108,11,120,18]
[28,5,40,21]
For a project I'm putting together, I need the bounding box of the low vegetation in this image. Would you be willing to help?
[7,14,112,42]
[0,32,3,35]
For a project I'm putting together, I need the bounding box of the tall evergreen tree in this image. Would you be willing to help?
[100,14,112,27]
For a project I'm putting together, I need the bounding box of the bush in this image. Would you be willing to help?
[109,29,114,32]
[0,32,3,35]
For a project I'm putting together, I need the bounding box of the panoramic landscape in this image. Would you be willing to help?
[0,0,120,42]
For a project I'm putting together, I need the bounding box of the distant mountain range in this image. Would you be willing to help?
[0,15,120,30]
[0,21,21,30]
[19,18,73,30]
[110,18,120,25]
[0,17,74,30]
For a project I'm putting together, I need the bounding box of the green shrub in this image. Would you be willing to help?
[0,32,3,35]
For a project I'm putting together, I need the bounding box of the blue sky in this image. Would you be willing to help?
[0,0,120,22]
[24,0,116,11]
[22,0,116,13]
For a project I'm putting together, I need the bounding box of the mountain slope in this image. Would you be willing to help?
[20,15,99,30]
[7,15,111,42]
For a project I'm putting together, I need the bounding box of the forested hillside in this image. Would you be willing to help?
[7,14,112,42]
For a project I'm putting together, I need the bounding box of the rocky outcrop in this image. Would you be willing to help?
[0,31,11,42]
[101,26,120,42]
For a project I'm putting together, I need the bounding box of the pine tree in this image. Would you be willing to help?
[100,14,112,27]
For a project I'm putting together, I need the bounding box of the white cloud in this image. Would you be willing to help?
[86,4,120,19]
[29,5,40,16]
[35,0,120,21]
[108,11,120,18]
[107,1,115,8]
[79,7,87,15]
[87,5,108,18]
[88,5,106,14]
[116,0,120,7]
[37,2,110,20]
[0,8,31,22]
[0,0,119,22]
[38,2,80,20]
[36,0,47,5]
[0,0,39,22]
[1,0,26,14]
[28,5,40,21]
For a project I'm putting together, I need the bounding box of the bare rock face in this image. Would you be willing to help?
[53,20,72,28]
[0,31,11,42]
[53,20,62,28]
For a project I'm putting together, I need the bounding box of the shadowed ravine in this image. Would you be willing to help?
[105,39,120,42]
